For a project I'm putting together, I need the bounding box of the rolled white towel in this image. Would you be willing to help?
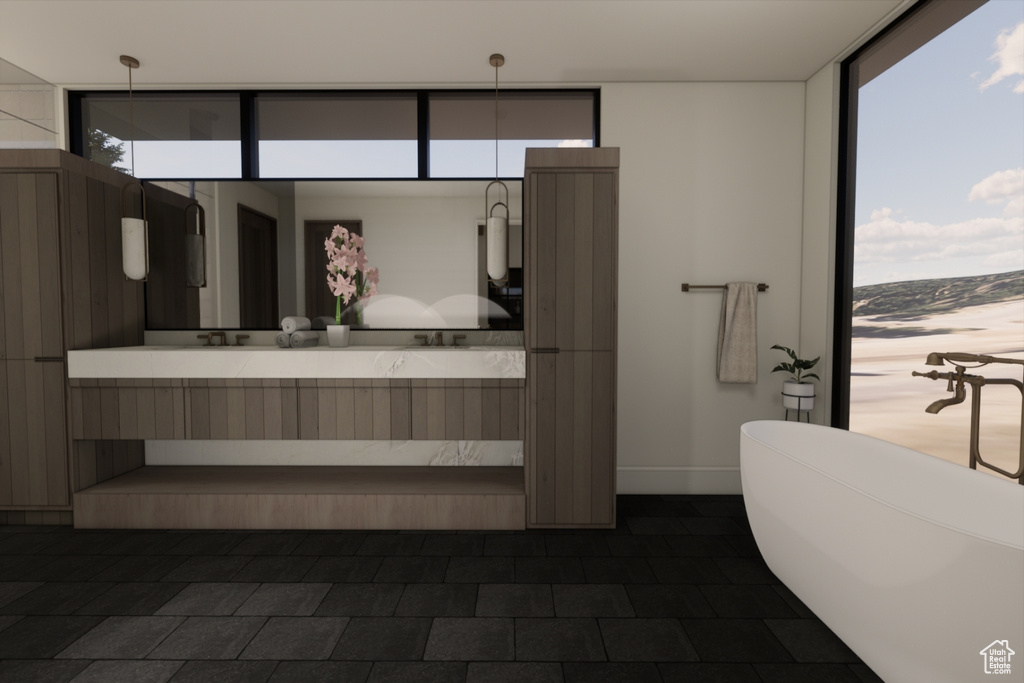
[275,331,292,348]
[281,316,311,334]
[289,330,320,348]
[310,316,336,330]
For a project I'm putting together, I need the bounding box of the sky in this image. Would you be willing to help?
[854,0,1024,287]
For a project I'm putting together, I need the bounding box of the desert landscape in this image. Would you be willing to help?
[849,271,1023,482]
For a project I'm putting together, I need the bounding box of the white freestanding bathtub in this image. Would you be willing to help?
[741,420,1024,683]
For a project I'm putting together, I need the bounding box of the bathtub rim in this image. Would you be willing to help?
[741,420,1024,551]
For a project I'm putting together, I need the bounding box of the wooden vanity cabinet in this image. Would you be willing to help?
[524,148,619,528]
[0,150,192,514]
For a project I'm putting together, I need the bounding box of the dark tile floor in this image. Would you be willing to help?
[0,495,882,682]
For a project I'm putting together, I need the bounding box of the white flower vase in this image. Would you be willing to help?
[782,381,815,412]
[327,324,350,348]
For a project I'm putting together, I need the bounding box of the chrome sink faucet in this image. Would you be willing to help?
[432,331,444,347]
[197,331,228,346]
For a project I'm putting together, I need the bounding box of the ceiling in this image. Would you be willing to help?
[1,0,910,88]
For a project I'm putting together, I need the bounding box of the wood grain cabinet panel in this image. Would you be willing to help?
[525,148,618,528]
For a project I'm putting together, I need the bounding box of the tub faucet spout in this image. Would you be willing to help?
[925,389,965,414]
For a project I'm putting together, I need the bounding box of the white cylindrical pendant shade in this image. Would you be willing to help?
[121,216,148,281]
[185,233,206,287]
[486,215,508,281]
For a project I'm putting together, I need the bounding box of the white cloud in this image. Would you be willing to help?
[855,207,1023,266]
[984,249,1024,269]
[980,22,1024,93]
[968,167,1024,216]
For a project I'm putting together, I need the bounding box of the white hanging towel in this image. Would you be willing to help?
[716,282,758,383]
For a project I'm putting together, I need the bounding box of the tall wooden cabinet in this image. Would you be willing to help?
[0,150,188,515]
[524,148,619,528]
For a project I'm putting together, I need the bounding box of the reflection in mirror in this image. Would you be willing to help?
[147,180,523,330]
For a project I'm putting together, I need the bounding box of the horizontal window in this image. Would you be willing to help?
[78,93,241,178]
[70,89,598,179]
[256,94,418,178]
[429,92,595,178]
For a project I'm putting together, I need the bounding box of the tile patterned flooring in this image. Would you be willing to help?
[0,495,882,682]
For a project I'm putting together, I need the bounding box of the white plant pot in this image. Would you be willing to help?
[326,324,350,348]
[782,381,815,411]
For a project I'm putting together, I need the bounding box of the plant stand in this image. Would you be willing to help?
[782,381,815,423]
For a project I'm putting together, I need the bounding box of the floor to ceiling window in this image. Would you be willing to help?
[839,0,1023,479]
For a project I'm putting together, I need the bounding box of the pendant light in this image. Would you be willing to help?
[119,54,149,281]
[184,200,207,288]
[485,53,509,284]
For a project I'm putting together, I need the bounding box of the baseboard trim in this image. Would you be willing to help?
[617,467,742,495]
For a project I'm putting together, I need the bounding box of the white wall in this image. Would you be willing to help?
[602,82,807,493]
[292,185,523,327]
[212,182,281,328]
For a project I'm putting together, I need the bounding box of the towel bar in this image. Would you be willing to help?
[681,283,768,292]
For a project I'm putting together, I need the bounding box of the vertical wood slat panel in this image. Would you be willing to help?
[0,174,18,360]
[592,172,616,352]
[102,181,124,347]
[372,383,391,440]
[153,385,175,439]
[281,381,298,440]
[118,385,139,440]
[244,382,264,439]
[17,175,43,359]
[463,381,482,441]
[0,362,11,504]
[591,351,615,524]
[66,172,92,351]
[353,384,373,440]
[480,382,501,440]
[227,382,246,439]
[500,381,520,441]
[526,172,537,350]
[531,353,557,525]
[136,386,156,439]
[42,363,68,504]
[535,173,558,349]
[425,383,445,440]
[318,381,337,440]
[555,173,575,351]
[34,174,63,359]
[191,386,211,440]
[263,381,283,440]
[410,383,428,440]
[21,361,47,504]
[444,381,463,440]
[574,174,595,351]
[390,382,410,441]
[554,353,574,525]
[95,440,112,484]
[81,386,102,440]
[76,441,97,492]
[86,178,109,348]
[336,382,355,440]
[298,380,318,440]
[100,384,119,440]
[573,352,594,524]
[208,381,228,439]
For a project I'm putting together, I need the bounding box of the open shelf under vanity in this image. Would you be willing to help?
[73,465,526,530]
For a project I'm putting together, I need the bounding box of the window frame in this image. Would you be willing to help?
[832,0,988,428]
[68,88,600,181]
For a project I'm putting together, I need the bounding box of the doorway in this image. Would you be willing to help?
[237,205,279,329]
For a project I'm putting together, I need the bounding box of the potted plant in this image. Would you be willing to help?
[325,224,379,347]
[771,344,819,412]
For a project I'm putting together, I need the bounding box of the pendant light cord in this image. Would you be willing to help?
[494,60,499,181]
[128,61,135,177]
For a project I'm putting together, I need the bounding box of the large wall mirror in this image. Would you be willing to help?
[146,179,524,330]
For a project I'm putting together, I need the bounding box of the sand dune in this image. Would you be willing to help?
[850,299,1023,482]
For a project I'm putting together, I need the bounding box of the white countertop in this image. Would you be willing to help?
[67,345,526,380]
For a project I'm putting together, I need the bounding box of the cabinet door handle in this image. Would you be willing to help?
[531,348,560,354]
[34,356,65,363]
